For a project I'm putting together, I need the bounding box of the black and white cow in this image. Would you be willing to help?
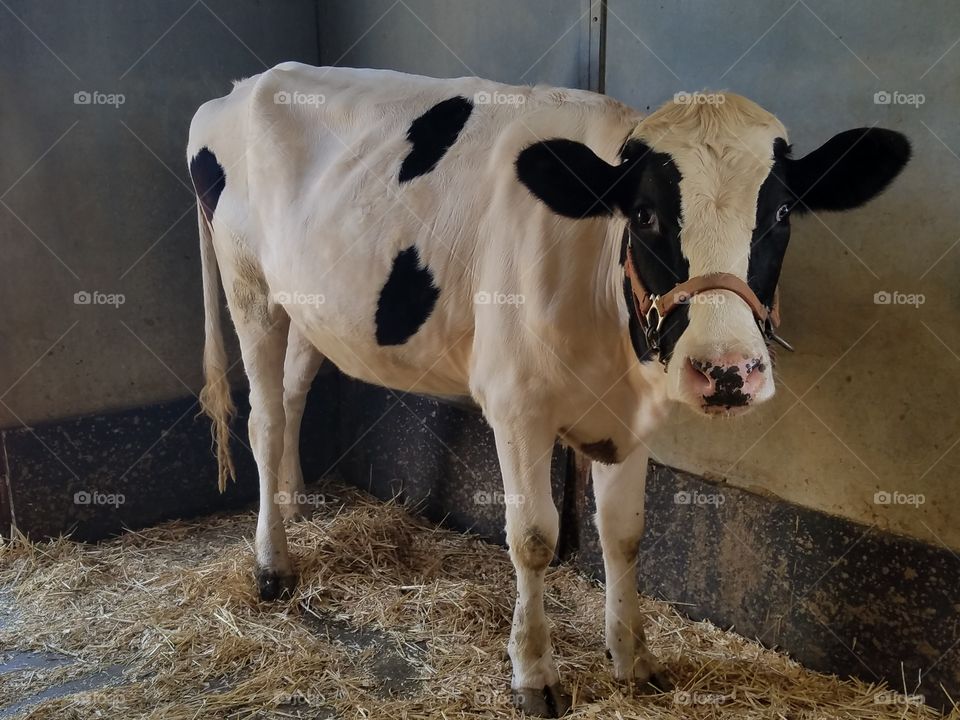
[188,63,909,716]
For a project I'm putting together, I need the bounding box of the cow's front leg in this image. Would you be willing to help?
[592,448,671,690]
[489,419,570,717]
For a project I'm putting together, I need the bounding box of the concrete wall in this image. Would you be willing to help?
[0,0,319,429]
[604,0,960,550]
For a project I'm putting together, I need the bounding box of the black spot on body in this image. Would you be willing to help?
[375,247,440,346]
[398,96,473,183]
[580,438,619,465]
[189,147,225,222]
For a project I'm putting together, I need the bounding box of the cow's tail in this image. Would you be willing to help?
[197,205,237,492]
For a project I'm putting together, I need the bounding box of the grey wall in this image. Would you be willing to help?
[0,0,319,429]
[604,0,960,550]
[319,0,591,86]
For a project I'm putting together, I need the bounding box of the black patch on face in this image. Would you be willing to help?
[514,136,690,362]
[580,438,619,465]
[619,140,689,363]
[189,147,225,222]
[747,139,793,309]
[398,96,473,183]
[375,247,440,346]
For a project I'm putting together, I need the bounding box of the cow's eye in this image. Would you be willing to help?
[776,203,791,223]
[636,207,658,231]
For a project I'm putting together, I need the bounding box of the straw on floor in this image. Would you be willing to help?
[0,479,950,719]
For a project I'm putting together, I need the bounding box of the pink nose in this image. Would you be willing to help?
[684,353,765,409]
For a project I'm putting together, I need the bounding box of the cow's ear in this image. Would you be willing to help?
[516,139,631,218]
[785,128,910,213]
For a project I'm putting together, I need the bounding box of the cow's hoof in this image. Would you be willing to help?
[511,683,571,717]
[255,566,297,601]
[279,503,312,522]
[647,667,673,693]
[625,667,673,695]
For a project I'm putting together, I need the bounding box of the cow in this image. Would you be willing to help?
[187,62,909,716]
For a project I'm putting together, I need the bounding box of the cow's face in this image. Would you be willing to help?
[516,93,909,416]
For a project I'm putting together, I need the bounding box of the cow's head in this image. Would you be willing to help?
[516,93,909,416]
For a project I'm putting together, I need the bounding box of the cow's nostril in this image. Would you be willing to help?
[685,357,715,395]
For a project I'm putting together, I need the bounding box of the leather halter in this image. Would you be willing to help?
[623,238,793,365]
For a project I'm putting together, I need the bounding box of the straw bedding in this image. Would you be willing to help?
[0,480,949,719]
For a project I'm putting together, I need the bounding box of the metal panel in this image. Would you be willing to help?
[319,0,589,87]
[579,0,607,92]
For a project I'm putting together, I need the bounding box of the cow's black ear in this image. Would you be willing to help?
[516,139,630,218]
[785,128,910,213]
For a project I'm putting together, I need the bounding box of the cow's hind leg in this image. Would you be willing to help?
[488,412,570,717]
[277,323,324,521]
[592,448,671,691]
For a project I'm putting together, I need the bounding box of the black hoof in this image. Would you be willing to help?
[511,683,571,717]
[647,668,673,693]
[255,566,297,601]
[628,668,673,695]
